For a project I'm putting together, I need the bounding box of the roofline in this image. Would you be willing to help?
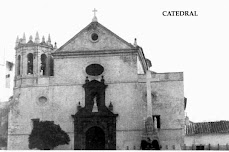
[185,120,229,136]
[97,22,135,49]
[55,21,135,53]
[186,131,229,136]
[56,22,93,52]
[137,46,148,73]
[15,43,53,50]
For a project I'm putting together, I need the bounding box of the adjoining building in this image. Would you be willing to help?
[0,55,14,102]
[0,54,14,149]
[184,120,229,150]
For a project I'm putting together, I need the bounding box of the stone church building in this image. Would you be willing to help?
[7,15,185,150]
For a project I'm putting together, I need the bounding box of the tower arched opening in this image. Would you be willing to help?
[27,53,33,74]
[40,54,47,76]
[17,55,21,76]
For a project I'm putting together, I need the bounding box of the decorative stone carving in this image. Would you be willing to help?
[72,77,118,150]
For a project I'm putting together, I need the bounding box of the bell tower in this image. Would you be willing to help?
[14,32,56,88]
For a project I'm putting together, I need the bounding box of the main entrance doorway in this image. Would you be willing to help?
[72,78,118,149]
[86,126,105,150]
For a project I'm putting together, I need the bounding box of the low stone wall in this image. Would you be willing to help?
[182,144,229,150]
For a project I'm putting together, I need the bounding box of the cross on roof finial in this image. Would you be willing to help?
[93,8,97,17]
[92,8,98,22]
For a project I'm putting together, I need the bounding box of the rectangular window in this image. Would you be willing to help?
[6,74,10,78]
[5,74,10,88]
[152,115,160,129]
[6,61,13,71]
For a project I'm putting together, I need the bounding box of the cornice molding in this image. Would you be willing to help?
[15,43,53,50]
[52,49,138,58]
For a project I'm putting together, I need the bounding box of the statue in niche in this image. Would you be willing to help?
[83,77,108,112]
[91,93,98,105]
[154,117,157,130]
[92,96,98,112]
[93,96,96,104]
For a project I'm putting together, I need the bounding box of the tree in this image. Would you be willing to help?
[28,121,70,150]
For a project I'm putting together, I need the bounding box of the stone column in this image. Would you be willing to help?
[46,53,50,76]
[21,49,27,77]
[33,47,37,75]
[146,70,152,117]
[37,50,42,76]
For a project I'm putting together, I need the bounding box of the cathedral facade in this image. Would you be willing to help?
[7,17,185,150]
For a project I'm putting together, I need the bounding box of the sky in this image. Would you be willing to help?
[0,0,229,122]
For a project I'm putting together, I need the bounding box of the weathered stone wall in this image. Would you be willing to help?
[116,130,143,150]
[53,55,138,84]
[137,72,185,150]
[153,80,184,149]
[108,82,146,150]
[151,78,184,150]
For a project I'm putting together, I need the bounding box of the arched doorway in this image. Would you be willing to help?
[86,126,105,150]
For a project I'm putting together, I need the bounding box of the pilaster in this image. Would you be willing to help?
[33,46,39,76]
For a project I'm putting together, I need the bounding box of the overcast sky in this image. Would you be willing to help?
[0,0,228,122]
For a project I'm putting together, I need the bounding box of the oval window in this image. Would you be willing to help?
[38,96,47,104]
[86,64,104,76]
[91,33,99,41]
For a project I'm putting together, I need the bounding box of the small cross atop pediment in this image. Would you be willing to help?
[92,8,98,22]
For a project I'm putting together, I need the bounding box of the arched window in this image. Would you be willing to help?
[50,56,54,76]
[17,55,21,75]
[40,54,47,75]
[27,53,33,74]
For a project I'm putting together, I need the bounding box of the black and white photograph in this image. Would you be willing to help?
[0,0,229,150]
